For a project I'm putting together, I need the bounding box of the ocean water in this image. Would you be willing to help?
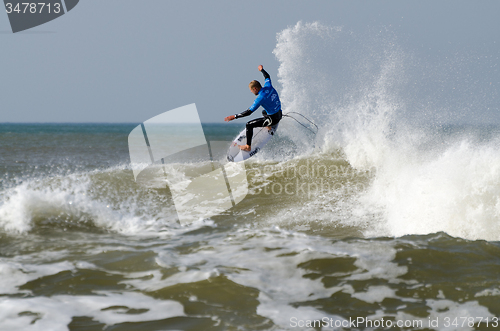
[2,22,500,331]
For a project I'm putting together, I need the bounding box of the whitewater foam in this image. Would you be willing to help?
[0,292,184,331]
[0,167,178,235]
[270,21,500,240]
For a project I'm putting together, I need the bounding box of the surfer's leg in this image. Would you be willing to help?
[266,111,282,131]
[245,117,267,147]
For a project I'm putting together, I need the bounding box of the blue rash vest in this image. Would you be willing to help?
[248,77,281,115]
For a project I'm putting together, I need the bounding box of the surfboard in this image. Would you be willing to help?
[227,124,279,162]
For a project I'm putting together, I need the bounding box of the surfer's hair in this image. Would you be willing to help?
[249,80,262,90]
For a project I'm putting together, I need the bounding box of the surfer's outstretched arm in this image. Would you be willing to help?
[235,109,253,119]
[224,109,253,122]
[226,95,262,121]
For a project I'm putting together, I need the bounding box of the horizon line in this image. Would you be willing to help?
[0,121,240,124]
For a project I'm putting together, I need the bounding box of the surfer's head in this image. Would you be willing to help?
[249,80,262,95]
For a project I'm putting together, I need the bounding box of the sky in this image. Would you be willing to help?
[1,0,499,124]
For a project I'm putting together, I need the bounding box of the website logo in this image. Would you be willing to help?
[128,104,249,224]
[4,0,79,33]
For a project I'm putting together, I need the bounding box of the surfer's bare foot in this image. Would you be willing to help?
[239,144,251,151]
[267,126,272,131]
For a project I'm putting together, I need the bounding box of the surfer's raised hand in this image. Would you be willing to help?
[258,65,263,71]
[224,115,235,122]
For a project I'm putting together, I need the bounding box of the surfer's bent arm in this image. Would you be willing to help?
[261,68,270,80]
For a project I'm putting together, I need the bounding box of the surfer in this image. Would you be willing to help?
[224,65,282,152]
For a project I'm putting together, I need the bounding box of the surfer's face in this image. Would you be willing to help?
[250,86,260,95]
